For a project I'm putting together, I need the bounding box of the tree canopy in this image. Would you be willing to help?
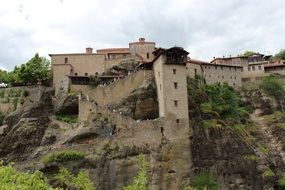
[242,51,257,57]
[0,53,51,86]
[272,49,285,61]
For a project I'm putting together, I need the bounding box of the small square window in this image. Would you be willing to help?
[174,82,178,89]
[173,69,176,74]
[174,100,178,107]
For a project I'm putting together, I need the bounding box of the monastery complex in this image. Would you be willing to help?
[49,38,285,128]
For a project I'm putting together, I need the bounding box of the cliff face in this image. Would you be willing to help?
[1,83,285,189]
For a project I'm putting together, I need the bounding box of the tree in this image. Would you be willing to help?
[242,51,257,57]
[18,53,51,85]
[89,75,101,87]
[191,172,219,190]
[273,49,285,61]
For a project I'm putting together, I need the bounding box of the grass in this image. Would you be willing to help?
[42,150,85,164]
[55,114,78,123]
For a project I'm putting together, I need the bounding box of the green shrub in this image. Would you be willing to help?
[123,154,148,190]
[191,172,218,190]
[55,114,77,123]
[260,75,284,100]
[54,167,94,190]
[0,162,54,190]
[42,150,85,164]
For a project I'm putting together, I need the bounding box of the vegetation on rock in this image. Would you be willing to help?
[55,114,78,123]
[123,154,148,190]
[0,162,55,190]
[89,75,101,87]
[42,150,85,164]
[54,167,94,190]
[191,172,218,190]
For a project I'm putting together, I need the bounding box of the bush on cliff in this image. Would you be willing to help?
[42,150,85,164]
[0,162,54,190]
[123,154,148,190]
[191,172,218,190]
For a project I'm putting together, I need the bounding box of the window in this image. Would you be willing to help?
[174,82,178,89]
[173,69,176,74]
[229,67,231,71]
[147,53,149,59]
[222,76,224,79]
[259,65,262,70]
[215,65,217,70]
[194,69,197,76]
[75,73,78,76]
[64,57,68,63]
[248,66,251,71]
[234,68,236,71]
[160,84,162,90]
[209,75,211,78]
[252,66,255,71]
[230,76,232,79]
[221,66,223,70]
[85,73,88,76]
[234,76,236,79]
[158,72,160,77]
[176,119,180,124]
[208,66,210,69]
[174,100,178,107]
[233,83,236,86]
[241,68,243,72]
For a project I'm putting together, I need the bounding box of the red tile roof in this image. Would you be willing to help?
[96,48,130,54]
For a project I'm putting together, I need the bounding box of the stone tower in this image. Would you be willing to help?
[153,47,190,139]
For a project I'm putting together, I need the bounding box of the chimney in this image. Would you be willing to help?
[86,47,93,54]
[223,56,225,58]
[229,54,231,58]
[139,38,145,43]
[213,57,216,59]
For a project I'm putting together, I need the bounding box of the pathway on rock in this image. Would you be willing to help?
[251,114,285,164]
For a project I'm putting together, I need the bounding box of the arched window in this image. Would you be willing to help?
[64,57,68,63]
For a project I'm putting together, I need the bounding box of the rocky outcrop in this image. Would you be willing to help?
[242,90,277,117]
[108,79,159,120]
[109,59,139,75]
[54,93,78,115]
[0,87,53,161]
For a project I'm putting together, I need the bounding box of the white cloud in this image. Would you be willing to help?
[0,0,284,70]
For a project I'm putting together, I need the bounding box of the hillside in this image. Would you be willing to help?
[1,76,285,190]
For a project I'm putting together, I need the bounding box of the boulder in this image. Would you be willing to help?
[108,78,159,120]
[54,93,78,115]
[109,59,139,75]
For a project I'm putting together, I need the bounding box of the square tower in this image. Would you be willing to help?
[153,47,189,129]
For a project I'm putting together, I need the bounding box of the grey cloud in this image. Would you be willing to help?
[0,0,284,70]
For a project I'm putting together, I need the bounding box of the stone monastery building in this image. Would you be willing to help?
[50,38,285,125]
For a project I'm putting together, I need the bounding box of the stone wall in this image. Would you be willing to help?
[71,70,153,106]
[202,64,242,87]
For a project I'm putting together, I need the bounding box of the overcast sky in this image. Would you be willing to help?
[0,0,284,70]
